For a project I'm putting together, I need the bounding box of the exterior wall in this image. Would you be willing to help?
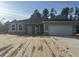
[8,23,25,34]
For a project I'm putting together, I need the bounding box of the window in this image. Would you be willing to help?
[19,25,22,30]
[12,25,15,30]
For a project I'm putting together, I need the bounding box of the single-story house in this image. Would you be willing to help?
[8,15,77,36]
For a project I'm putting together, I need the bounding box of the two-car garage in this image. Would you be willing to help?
[43,21,75,36]
[48,25,73,36]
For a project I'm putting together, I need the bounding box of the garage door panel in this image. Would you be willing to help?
[48,25,72,35]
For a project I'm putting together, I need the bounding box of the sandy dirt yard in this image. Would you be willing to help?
[54,36,79,57]
[0,34,74,57]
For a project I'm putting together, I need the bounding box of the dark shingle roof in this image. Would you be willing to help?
[10,17,42,24]
[49,15,73,21]
[10,15,73,24]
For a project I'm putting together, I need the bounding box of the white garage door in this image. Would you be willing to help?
[48,25,72,35]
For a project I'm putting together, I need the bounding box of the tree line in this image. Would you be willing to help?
[31,7,79,21]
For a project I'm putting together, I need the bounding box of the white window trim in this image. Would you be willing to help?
[18,24,23,32]
[11,24,16,32]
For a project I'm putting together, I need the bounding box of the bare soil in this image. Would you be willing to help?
[54,36,79,57]
[0,34,73,57]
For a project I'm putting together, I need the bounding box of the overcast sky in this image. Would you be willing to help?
[0,1,79,22]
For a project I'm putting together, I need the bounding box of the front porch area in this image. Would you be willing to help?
[25,24,44,35]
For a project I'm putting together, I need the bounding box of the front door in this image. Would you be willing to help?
[27,25,32,35]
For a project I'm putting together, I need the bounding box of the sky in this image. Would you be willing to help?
[0,1,79,23]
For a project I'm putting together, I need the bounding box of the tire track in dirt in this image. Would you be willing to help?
[25,38,56,57]
[23,39,34,57]
[0,36,73,57]
[16,40,31,57]
[40,39,55,57]
[30,39,41,57]
[44,38,63,57]
[30,46,35,57]
[51,38,65,57]
[31,38,52,57]
[4,44,22,57]
[0,44,13,57]
[4,40,27,57]
[12,41,27,57]
[0,44,12,52]
[51,38,73,57]
[32,38,49,57]
[26,39,36,57]
[24,38,43,57]
[32,39,44,57]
